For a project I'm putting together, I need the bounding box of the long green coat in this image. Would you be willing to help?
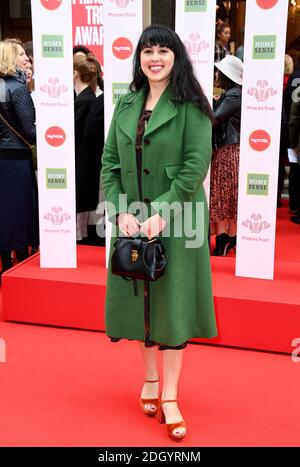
[101,86,217,346]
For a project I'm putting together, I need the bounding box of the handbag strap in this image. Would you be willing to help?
[142,239,168,273]
[0,112,34,150]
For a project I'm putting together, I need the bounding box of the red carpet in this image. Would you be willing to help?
[0,290,300,447]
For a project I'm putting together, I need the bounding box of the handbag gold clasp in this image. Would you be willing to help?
[131,249,139,262]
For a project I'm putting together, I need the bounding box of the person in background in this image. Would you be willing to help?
[283,59,300,214]
[25,57,34,93]
[73,45,103,98]
[4,38,29,70]
[214,20,231,63]
[73,53,104,243]
[283,60,300,118]
[23,41,35,97]
[235,28,244,62]
[210,55,243,256]
[277,55,293,207]
[289,84,300,224]
[23,41,33,63]
[73,46,105,245]
[102,24,217,441]
[284,54,294,92]
[0,41,37,279]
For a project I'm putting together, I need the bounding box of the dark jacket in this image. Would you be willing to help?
[283,63,300,118]
[0,73,35,150]
[74,87,104,212]
[0,71,38,250]
[213,86,242,149]
[289,84,300,162]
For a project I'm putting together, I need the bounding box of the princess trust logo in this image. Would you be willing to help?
[247,80,277,102]
[242,213,270,234]
[40,78,68,98]
[183,33,209,56]
[109,0,134,7]
[44,207,71,226]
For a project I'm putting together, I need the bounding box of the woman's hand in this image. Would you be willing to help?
[117,213,140,237]
[140,214,167,240]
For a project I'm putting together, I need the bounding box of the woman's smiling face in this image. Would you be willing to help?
[140,45,175,86]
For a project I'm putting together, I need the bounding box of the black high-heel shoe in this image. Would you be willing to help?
[212,233,229,256]
[223,236,236,256]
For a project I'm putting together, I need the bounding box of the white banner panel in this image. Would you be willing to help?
[103,0,143,265]
[236,0,288,279]
[175,0,216,101]
[103,0,142,135]
[175,0,216,197]
[31,0,76,268]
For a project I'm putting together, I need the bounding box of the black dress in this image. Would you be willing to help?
[74,87,104,213]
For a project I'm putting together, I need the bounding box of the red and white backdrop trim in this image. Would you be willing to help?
[72,0,104,67]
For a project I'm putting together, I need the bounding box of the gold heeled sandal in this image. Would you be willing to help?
[140,379,159,416]
[157,398,186,441]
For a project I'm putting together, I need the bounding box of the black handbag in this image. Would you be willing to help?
[111,236,167,283]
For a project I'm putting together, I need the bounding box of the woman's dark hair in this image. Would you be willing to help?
[130,24,214,121]
[217,70,238,90]
[74,53,99,92]
[24,40,33,60]
[73,45,103,91]
[73,45,91,56]
[215,21,230,40]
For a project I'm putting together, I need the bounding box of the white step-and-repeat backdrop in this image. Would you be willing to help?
[31,0,76,268]
[236,0,288,279]
[32,0,289,280]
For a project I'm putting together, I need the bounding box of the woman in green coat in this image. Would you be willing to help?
[101,25,217,441]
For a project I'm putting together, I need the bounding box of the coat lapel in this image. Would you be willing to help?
[117,85,178,142]
[144,87,177,137]
[117,87,146,142]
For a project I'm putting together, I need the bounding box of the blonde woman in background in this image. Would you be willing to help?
[0,41,37,279]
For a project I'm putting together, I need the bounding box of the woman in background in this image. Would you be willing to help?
[210,55,243,256]
[73,53,104,242]
[214,21,231,63]
[0,41,37,278]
